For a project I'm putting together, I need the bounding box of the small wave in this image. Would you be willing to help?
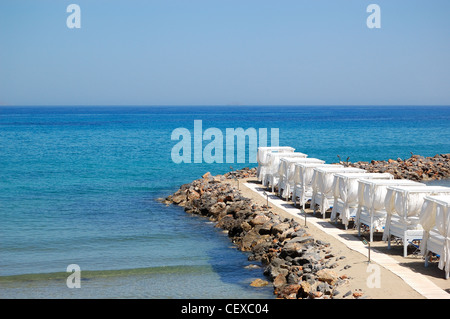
[0,264,212,284]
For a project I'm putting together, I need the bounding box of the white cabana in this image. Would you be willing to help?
[356,179,425,242]
[383,185,450,257]
[292,163,341,208]
[419,195,450,279]
[262,152,308,188]
[278,158,326,199]
[330,172,394,230]
[311,166,366,218]
[268,157,320,193]
[257,147,295,181]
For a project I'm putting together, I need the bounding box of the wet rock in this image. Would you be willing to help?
[250,278,269,287]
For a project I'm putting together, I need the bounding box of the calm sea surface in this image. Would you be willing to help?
[0,106,449,298]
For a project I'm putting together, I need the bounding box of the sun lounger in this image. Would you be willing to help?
[330,172,394,230]
[419,194,450,279]
[356,179,425,242]
[383,186,450,257]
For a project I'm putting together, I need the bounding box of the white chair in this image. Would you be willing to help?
[419,195,450,279]
[311,166,366,218]
[383,186,450,257]
[330,172,394,230]
[292,163,341,208]
[262,152,308,189]
[278,158,325,199]
[257,147,295,181]
[356,179,425,242]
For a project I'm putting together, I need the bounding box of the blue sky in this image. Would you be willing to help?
[0,0,449,106]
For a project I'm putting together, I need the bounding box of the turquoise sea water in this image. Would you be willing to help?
[0,106,449,298]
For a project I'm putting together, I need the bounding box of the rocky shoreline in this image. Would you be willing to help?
[159,154,449,299]
[343,153,450,181]
[161,171,348,299]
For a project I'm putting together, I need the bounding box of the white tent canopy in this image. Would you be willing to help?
[356,179,425,242]
[292,163,341,208]
[330,172,394,229]
[278,158,326,199]
[419,195,450,279]
[256,147,295,181]
[311,166,366,218]
[383,185,450,257]
[261,152,308,188]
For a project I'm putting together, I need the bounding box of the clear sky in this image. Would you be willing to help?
[0,0,449,106]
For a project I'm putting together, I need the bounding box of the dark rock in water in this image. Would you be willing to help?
[250,278,269,287]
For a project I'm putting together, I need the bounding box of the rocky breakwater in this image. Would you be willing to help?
[161,171,353,299]
[345,153,450,181]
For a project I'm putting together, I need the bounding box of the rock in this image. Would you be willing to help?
[298,281,312,298]
[259,221,274,235]
[250,278,269,287]
[244,264,261,269]
[280,241,304,258]
[250,214,271,226]
[202,172,212,179]
[215,215,235,230]
[316,269,339,285]
[348,154,449,181]
[273,273,287,288]
[209,202,226,216]
[290,236,314,245]
[271,222,291,236]
[187,190,200,201]
[277,284,301,299]
[343,290,352,298]
[264,264,289,281]
[353,291,364,298]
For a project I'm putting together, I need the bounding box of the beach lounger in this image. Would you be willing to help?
[262,152,308,189]
[292,163,342,208]
[311,166,366,218]
[419,195,450,279]
[383,185,450,257]
[330,172,394,230]
[257,147,295,182]
[356,179,425,242]
[277,158,326,200]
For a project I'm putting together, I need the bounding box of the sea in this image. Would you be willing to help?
[0,105,449,299]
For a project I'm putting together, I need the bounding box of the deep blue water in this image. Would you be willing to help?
[0,105,449,298]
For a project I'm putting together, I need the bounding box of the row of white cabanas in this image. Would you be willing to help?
[256,146,450,279]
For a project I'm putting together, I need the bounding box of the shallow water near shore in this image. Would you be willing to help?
[1,106,449,298]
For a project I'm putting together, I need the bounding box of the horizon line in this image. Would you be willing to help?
[1,104,450,108]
